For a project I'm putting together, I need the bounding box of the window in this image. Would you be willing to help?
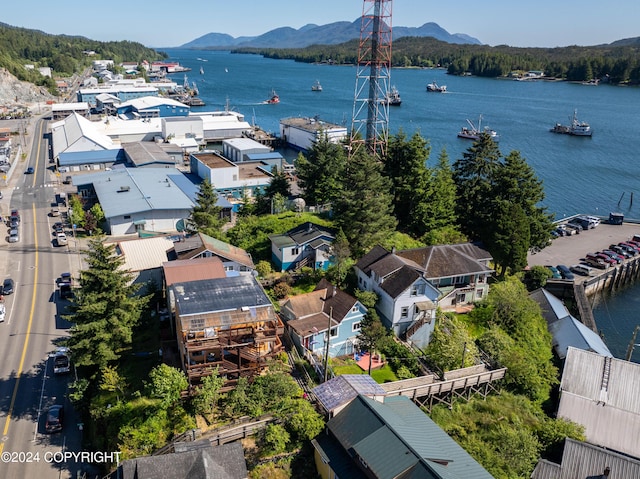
[291,247,300,255]
[401,307,408,318]
[351,305,359,312]
[476,288,484,298]
[454,276,465,285]
[123,215,131,220]
[352,322,361,332]
[411,284,424,296]
[330,328,338,337]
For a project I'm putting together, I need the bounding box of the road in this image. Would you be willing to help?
[0,116,84,478]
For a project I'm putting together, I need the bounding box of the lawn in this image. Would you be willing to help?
[331,358,398,383]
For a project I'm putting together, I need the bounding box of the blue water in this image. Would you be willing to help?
[163,49,640,358]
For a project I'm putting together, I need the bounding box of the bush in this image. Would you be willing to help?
[262,424,290,455]
[273,282,292,300]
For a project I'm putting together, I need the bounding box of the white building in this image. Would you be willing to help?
[280,117,348,151]
[222,137,271,163]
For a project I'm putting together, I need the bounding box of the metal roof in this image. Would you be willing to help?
[549,316,612,359]
[172,275,271,316]
[558,347,640,457]
[313,375,386,414]
[74,167,194,218]
[162,257,227,286]
[110,236,175,272]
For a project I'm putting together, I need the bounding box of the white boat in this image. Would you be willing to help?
[311,80,322,91]
[426,81,447,92]
[457,115,498,140]
[382,86,402,106]
[550,110,592,137]
[199,66,204,75]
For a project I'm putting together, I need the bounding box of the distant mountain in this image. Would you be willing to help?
[181,19,482,49]
[608,36,640,46]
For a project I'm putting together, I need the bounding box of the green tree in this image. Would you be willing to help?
[425,312,479,372]
[486,200,530,277]
[325,228,351,288]
[147,364,188,407]
[190,178,223,236]
[192,368,225,420]
[384,130,431,236]
[333,148,396,256]
[68,194,85,229]
[357,309,388,375]
[99,365,126,403]
[453,132,502,241]
[89,202,105,224]
[65,236,148,373]
[284,399,325,442]
[295,135,347,206]
[521,265,552,291]
[262,423,290,455]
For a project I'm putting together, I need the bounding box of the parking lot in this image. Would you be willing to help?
[527,222,640,281]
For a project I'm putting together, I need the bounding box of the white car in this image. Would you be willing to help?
[8,229,19,243]
[0,303,5,322]
[56,233,68,246]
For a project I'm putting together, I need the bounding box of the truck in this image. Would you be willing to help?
[53,347,70,374]
[58,272,73,299]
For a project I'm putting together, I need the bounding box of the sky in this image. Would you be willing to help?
[3,0,639,49]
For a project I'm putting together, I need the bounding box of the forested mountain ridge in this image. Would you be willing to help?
[239,35,640,84]
[0,22,166,95]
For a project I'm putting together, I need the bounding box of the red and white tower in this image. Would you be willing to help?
[350,0,393,159]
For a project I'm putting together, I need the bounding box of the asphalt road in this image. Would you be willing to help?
[0,117,85,478]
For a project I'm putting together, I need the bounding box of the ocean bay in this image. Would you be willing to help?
[164,48,640,358]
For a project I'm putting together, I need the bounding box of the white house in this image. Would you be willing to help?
[279,117,348,151]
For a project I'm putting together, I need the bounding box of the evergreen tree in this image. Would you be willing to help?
[190,178,223,236]
[357,309,388,375]
[418,148,459,240]
[452,132,502,240]
[65,236,148,374]
[487,200,530,277]
[333,148,396,256]
[384,130,431,236]
[254,167,291,215]
[295,134,347,206]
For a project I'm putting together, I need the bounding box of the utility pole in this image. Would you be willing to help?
[625,325,640,361]
[323,306,333,382]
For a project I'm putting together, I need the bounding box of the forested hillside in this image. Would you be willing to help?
[236,36,640,84]
[0,22,166,94]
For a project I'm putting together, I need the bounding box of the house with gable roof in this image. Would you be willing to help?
[395,243,493,311]
[354,246,440,348]
[280,279,366,358]
[172,232,255,275]
[312,394,495,479]
[269,222,336,272]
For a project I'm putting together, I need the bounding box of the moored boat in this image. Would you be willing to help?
[426,81,447,92]
[311,80,322,92]
[382,86,402,106]
[457,115,497,140]
[550,110,592,137]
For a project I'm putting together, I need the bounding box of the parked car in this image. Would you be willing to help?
[584,254,607,269]
[545,265,562,279]
[556,264,575,280]
[620,242,640,254]
[595,252,618,265]
[45,405,64,433]
[2,278,15,294]
[8,229,19,243]
[63,175,72,184]
[602,250,625,263]
[570,264,595,276]
[56,233,68,247]
[610,245,632,258]
[564,224,581,235]
[50,207,60,217]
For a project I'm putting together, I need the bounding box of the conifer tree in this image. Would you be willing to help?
[65,236,148,374]
[295,134,347,206]
[190,178,223,236]
[333,148,396,256]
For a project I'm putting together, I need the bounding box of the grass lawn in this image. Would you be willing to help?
[331,358,398,383]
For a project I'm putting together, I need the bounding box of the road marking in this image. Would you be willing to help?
[0,122,42,454]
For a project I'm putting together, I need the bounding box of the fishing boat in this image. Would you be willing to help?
[426,81,447,92]
[550,110,592,137]
[382,86,402,106]
[311,80,322,92]
[457,115,498,141]
[265,90,280,104]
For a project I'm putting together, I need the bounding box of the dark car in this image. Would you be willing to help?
[45,405,64,433]
[25,167,34,174]
[556,264,575,280]
[2,278,14,295]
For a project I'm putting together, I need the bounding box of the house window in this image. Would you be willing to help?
[330,328,338,337]
[123,215,131,220]
[401,307,409,318]
[454,276,465,285]
[476,288,484,298]
[411,284,424,296]
[352,322,361,332]
[351,305,358,312]
[292,247,300,255]
[190,318,204,329]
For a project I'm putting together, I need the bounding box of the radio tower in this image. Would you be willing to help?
[349,0,393,160]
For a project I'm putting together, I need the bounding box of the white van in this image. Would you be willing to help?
[570,264,595,276]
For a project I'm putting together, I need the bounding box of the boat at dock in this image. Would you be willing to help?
[550,110,592,137]
[458,115,497,140]
[426,81,447,92]
[311,80,322,92]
